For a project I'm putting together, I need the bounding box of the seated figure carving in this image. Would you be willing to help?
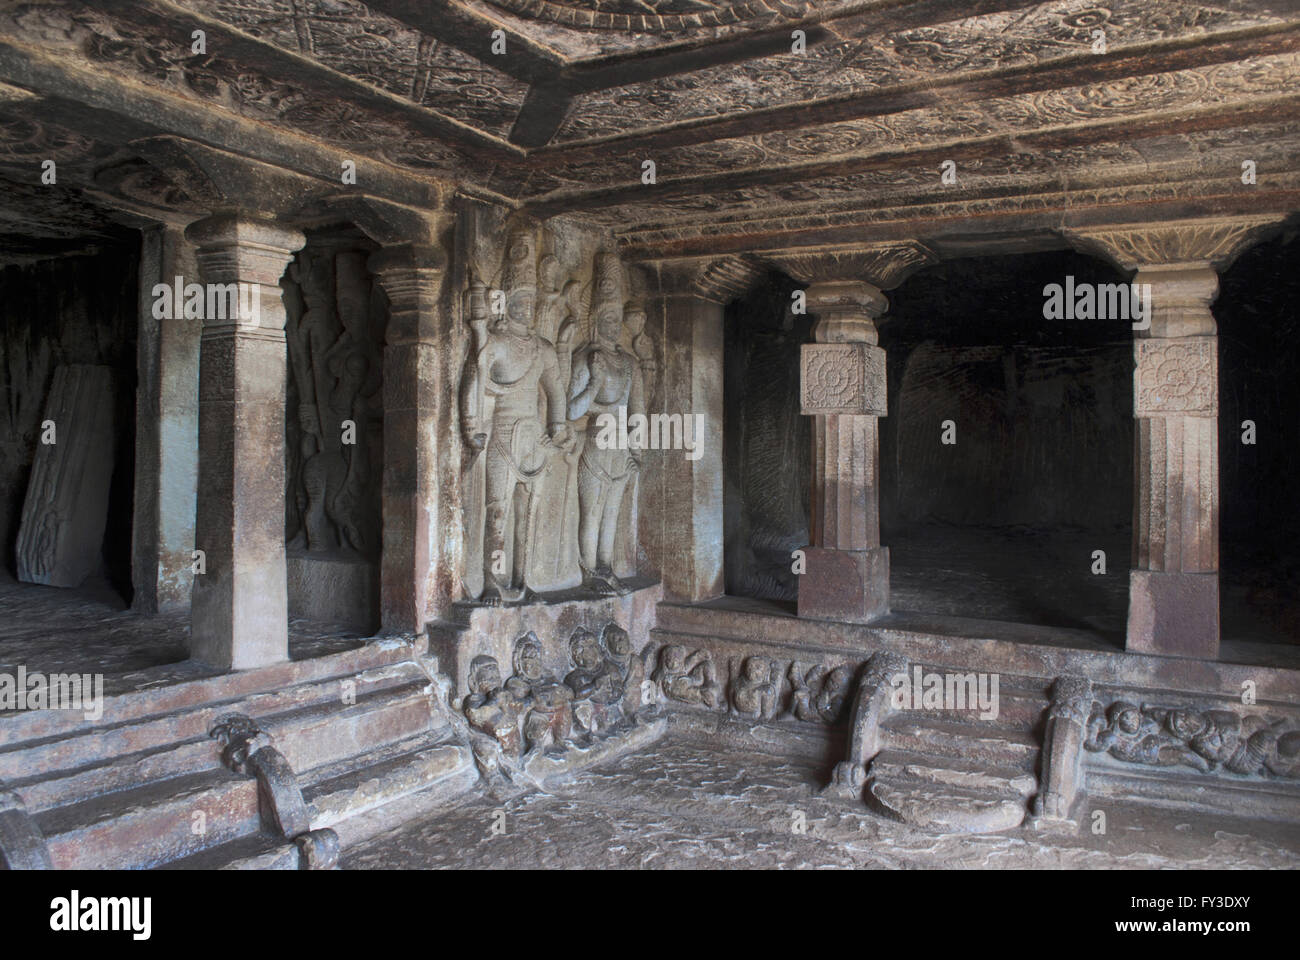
[789,662,853,725]
[732,656,779,721]
[601,623,648,722]
[653,645,719,709]
[565,628,625,738]
[506,632,574,757]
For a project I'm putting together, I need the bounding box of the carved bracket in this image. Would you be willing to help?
[1063,215,1284,272]
[766,241,936,290]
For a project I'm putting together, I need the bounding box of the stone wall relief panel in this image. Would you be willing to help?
[459,221,653,604]
[1084,697,1300,780]
[281,235,386,630]
[458,622,665,794]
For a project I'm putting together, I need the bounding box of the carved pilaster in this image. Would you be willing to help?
[642,258,736,602]
[368,243,456,633]
[187,214,304,671]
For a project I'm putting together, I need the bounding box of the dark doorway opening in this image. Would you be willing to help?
[1218,228,1300,650]
[879,249,1133,642]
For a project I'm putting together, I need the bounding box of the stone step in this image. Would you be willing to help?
[869,749,1036,799]
[881,716,1040,771]
[865,774,1028,834]
[0,638,417,744]
[0,660,433,791]
[159,833,303,871]
[885,686,1047,733]
[302,733,476,845]
[23,669,447,868]
[37,768,261,869]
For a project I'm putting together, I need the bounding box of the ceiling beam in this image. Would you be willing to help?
[524,92,1300,216]
[538,20,1300,161]
[367,0,565,83]
[82,0,523,160]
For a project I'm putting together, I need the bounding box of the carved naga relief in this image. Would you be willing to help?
[1084,700,1300,779]
[460,228,654,604]
[283,246,384,557]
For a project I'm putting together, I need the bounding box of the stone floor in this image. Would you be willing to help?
[342,739,1300,870]
[0,570,366,699]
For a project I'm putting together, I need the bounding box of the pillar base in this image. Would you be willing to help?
[797,546,889,623]
[1126,570,1219,659]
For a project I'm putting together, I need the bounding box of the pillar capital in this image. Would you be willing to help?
[1063,215,1281,273]
[368,243,447,345]
[185,214,305,334]
[655,255,764,304]
[805,281,888,344]
[765,240,936,290]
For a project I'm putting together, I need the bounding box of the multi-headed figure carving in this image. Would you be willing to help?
[461,229,572,604]
[567,253,645,595]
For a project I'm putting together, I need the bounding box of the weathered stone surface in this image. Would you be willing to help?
[15,365,115,588]
[287,554,378,634]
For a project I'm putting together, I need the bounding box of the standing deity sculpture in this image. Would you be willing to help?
[567,253,645,595]
[461,229,574,604]
[286,248,383,555]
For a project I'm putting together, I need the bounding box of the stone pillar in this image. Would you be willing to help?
[368,244,458,635]
[1067,216,1280,659]
[650,258,761,603]
[771,243,934,623]
[798,282,890,621]
[186,215,305,670]
[132,223,200,613]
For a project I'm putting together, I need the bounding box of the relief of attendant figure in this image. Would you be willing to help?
[461,230,573,605]
[567,291,644,596]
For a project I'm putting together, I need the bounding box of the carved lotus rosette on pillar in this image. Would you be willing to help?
[1064,216,1283,659]
[769,243,934,623]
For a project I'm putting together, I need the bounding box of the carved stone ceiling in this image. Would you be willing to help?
[0,0,1297,259]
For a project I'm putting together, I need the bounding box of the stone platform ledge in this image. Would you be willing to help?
[652,602,1300,708]
[519,716,668,792]
[0,636,420,744]
[428,579,662,703]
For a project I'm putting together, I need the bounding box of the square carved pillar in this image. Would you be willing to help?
[1066,216,1283,659]
[798,281,890,622]
[186,214,304,670]
[1129,265,1221,658]
[369,244,457,634]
